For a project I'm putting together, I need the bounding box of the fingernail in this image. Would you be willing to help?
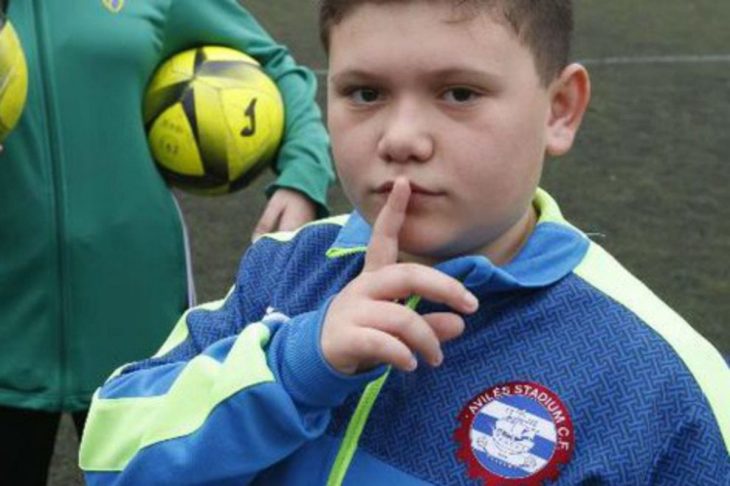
[463,292,479,311]
[407,356,418,371]
[432,352,443,367]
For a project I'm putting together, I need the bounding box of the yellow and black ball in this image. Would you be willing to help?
[144,46,285,195]
[0,12,28,142]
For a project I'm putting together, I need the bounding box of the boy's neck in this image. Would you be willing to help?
[490,204,538,266]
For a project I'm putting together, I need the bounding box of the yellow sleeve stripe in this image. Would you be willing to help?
[102,287,236,384]
[574,242,730,451]
[79,322,274,471]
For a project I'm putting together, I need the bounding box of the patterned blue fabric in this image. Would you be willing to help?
[118,222,362,375]
[327,275,728,484]
[88,208,729,484]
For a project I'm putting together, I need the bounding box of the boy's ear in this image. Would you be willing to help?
[545,63,591,157]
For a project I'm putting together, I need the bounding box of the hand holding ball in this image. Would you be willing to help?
[144,46,285,194]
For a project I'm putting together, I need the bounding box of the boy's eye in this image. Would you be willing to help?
[348,87,381,104]
[442,87,481,104]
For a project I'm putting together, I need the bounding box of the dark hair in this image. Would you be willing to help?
[319,0,573,85]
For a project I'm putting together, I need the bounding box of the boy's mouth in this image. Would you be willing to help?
[374,180,444,196]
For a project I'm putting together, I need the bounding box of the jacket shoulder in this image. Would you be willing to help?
[572,241,730,451]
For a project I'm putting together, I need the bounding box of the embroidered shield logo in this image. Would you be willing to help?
[102,0,124,13]
[454,382,574,485]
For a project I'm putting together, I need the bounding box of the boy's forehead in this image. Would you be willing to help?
[329,0,504,37]
[327,2,523,77]
[329,0,506,28]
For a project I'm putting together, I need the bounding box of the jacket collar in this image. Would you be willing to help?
[327,189,589,294]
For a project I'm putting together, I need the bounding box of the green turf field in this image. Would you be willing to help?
[49,1,729,483]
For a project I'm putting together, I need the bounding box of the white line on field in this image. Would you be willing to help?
[579,54,730,65]
[311,54,730,77]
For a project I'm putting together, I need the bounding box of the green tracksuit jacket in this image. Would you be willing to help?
[0,0,333,411]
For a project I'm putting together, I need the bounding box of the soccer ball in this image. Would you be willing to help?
[0,14,28,142]
[144,46,285,194]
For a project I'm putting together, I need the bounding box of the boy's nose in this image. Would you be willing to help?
[376,102,434,164]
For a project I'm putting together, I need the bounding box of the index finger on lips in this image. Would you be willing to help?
[363,177,411,272]
[363,263,479,314]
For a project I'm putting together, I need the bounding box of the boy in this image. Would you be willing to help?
[80,1,730,484]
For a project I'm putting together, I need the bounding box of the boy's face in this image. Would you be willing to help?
[327,2,558,264]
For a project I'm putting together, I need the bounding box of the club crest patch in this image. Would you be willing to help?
[102,0,124,13]
[454,382,574,485]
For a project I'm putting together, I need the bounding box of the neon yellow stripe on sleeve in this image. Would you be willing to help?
[574,242,730,452]
[102,288,236,384]
[79,322,274,471]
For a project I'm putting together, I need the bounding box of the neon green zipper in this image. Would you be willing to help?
[326,295,422,486]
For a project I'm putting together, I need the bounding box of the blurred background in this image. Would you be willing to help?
[50,0,729,483]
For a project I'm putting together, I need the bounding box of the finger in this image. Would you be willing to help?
[422,312,466,342]
[352,328,418,372]
[278,199,316,232]
[364,177,411,271]
[252,199,283,241]
[277,212,306,232]
[360,263,479,314]
[360,301,444,366]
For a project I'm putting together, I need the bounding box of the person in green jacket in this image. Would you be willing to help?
[0,0,333,483]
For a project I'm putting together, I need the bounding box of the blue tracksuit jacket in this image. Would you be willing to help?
[80,190,729,485]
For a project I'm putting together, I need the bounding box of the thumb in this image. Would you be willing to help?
[252,198,283,242]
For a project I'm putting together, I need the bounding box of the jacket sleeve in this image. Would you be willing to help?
[78,255,382,485]
[159,0,334,214]
[647,403,730,485]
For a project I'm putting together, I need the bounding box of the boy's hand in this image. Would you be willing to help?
[321,178,478,375]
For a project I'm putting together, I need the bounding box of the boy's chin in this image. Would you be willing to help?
[396,234,461,266]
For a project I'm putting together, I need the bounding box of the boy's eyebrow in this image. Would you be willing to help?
[330,67,503,85]
[329,70,378,86]
[428,67,504,83]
